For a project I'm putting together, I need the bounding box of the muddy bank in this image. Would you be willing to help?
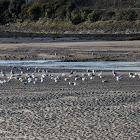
[0,30,140,41]
[0,38,140,61]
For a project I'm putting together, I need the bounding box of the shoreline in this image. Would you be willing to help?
[0,60,140,72]
[0,65,139,74]
[0,31,140,41]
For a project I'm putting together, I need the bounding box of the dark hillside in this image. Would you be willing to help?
[0,0,140,34]
[1,0,140,8]
[32,0,140,8]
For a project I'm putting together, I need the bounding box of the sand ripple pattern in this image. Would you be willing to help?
[0,71,139,139]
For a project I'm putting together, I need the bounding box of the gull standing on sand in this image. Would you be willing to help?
[41,77,45,82]
[88,73,93,76]
[75,77,81,81]
[112,70,118,76]
[74,82,78,85]
[28,78,32,83]
[129,72,134,78]
[21,70,24,74]
[62,73,66,77]
[90,77,95,80]
[64,78,69,81]
[10,70,14,75]
[116,75,123,81]
[69,81,74,85]
[98,71,103,78]
[33,81,37,84]
[92,70,96,74]
[82,77,87,81]
[82,73,87,77]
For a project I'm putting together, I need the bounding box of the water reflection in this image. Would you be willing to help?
[0,60,140,71]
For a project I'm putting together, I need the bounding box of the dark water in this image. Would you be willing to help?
[0,60,140,71]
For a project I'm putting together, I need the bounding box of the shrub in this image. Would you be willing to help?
[2,9,12,23]
[45,3,55,18]
[80,9,92,21]
[116,9,138,21]
[27,2,44,20]
[66,1,76,12]
[70,10,82,25]
[66,1,76,19]
[18,3,31,20]
[55,5,67,19]
[87,11,100,22]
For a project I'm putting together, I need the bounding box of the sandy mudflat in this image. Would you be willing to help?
[0,38,139,139]
[0,69,139,139]
[0,38,140,61]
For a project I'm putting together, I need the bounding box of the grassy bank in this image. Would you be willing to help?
[0,20,140,40]
[1,20,140,34]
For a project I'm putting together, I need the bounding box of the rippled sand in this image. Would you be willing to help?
[0,70,139,139]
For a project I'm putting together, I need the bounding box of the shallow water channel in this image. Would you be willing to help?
[0,60,140,71]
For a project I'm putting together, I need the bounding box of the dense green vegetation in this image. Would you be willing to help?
[0,0,140,25]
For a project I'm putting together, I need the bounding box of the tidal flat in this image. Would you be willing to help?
[0,37,139,139]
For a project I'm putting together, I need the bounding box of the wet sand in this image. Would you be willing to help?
[0,69,139,139]
[0,38,140,61]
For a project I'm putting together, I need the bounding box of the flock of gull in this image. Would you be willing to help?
[0,67,140,85]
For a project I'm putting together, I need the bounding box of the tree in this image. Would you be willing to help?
[0,0,10,15]
[80,8,91,21]
[27,2,44,20]
[55,5,67,19]
[45,2,56,19]
[9,0,25,19]
[70,10,82,25]
[18,3,31,20]
[2,9,12,23]
[87,11,100,22]
[66,1,76,19]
